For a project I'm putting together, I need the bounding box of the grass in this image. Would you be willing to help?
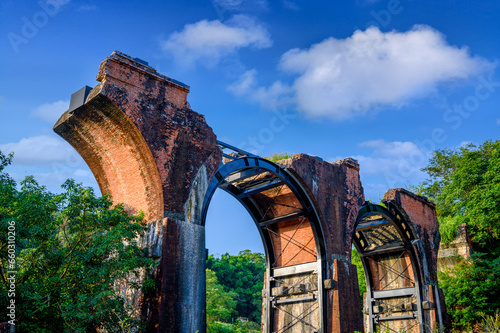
[265,152,294,162]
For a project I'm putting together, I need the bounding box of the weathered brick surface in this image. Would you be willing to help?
[54,93,164,220]
[279,155,365,260]
[218,155,364,331]
[270,216,318,266]
[251,185,318,267]
[383,188,440,284]
[328,259,364,333]
[437,223,471,271]
[278,155,365,332]
[382,188,447,332]
[54,51,220,333]
[54,51,222,220]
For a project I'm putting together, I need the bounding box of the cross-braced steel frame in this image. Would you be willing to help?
[353,202,425,333]
[201,141,327,333]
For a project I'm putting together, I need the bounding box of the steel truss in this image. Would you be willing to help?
[353,203,425,333]
[201,141,327,332]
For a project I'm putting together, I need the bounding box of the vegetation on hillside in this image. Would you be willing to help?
[0,150,154,332]
[415,140,500,331]
[206,250,265,332]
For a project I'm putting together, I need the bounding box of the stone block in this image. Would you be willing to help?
[324,279,334,290]
[289,284,306,295]
[271,286,288,296]
[423,300,434,310]
[373,305,385,314]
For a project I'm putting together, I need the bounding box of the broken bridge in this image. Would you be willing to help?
[53,51,447,333]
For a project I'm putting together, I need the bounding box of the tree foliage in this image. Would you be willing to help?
[206,269,237,324]
[438,254,500,329]
[351,248,367,301]
[0,150,154,332]
[419,140,500,249]
[417,140,500,330]
[206,267,260,333]
[207,320,260,333]
[206,250,265,323]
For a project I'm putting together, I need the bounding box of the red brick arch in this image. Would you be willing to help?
[54,91,164,220]
[201,154,328,332]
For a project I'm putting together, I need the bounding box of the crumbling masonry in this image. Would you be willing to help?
[54,51,447,333]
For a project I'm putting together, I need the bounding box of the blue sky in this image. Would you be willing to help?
[1,0,499,256]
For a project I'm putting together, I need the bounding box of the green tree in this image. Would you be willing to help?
[351,247,367,301]
[0,150,154,332]
[206,250,265,323]
[206,268,237,324]
[417,140,500,330]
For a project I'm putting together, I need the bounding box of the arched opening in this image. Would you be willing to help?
[201,142,327,332]
[205,189,264,256]
[205,188,266,328]
[352,202,425,333]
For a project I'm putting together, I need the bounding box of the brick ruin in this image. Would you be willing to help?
[437,224,471,272]
[54,51,448,333]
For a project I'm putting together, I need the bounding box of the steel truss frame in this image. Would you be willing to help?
[353,202,425,333]
[201,141,327,332]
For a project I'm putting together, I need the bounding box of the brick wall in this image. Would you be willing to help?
[54,51,221,333]
[383,188,440,284]
[383,188,447,331]
[54,51,221,221]
[279,154,365,333]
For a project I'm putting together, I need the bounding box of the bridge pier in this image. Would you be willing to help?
[54,51,221,332]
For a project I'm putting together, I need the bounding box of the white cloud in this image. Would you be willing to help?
[358,140,427,178]
[358,139,424,160]
[73,169,92,178]
[213,0,244,9]
[362,182,390,201]
[334,139,429,190]
[228,69,293,109]
[0,135,98,193]
[331,139,430,200]
[161,15,272,68]
[0,135,83,167]
[30,100,69,123]
[8,168,99,194]
[278,25,493,120]
[228,69,258,96]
